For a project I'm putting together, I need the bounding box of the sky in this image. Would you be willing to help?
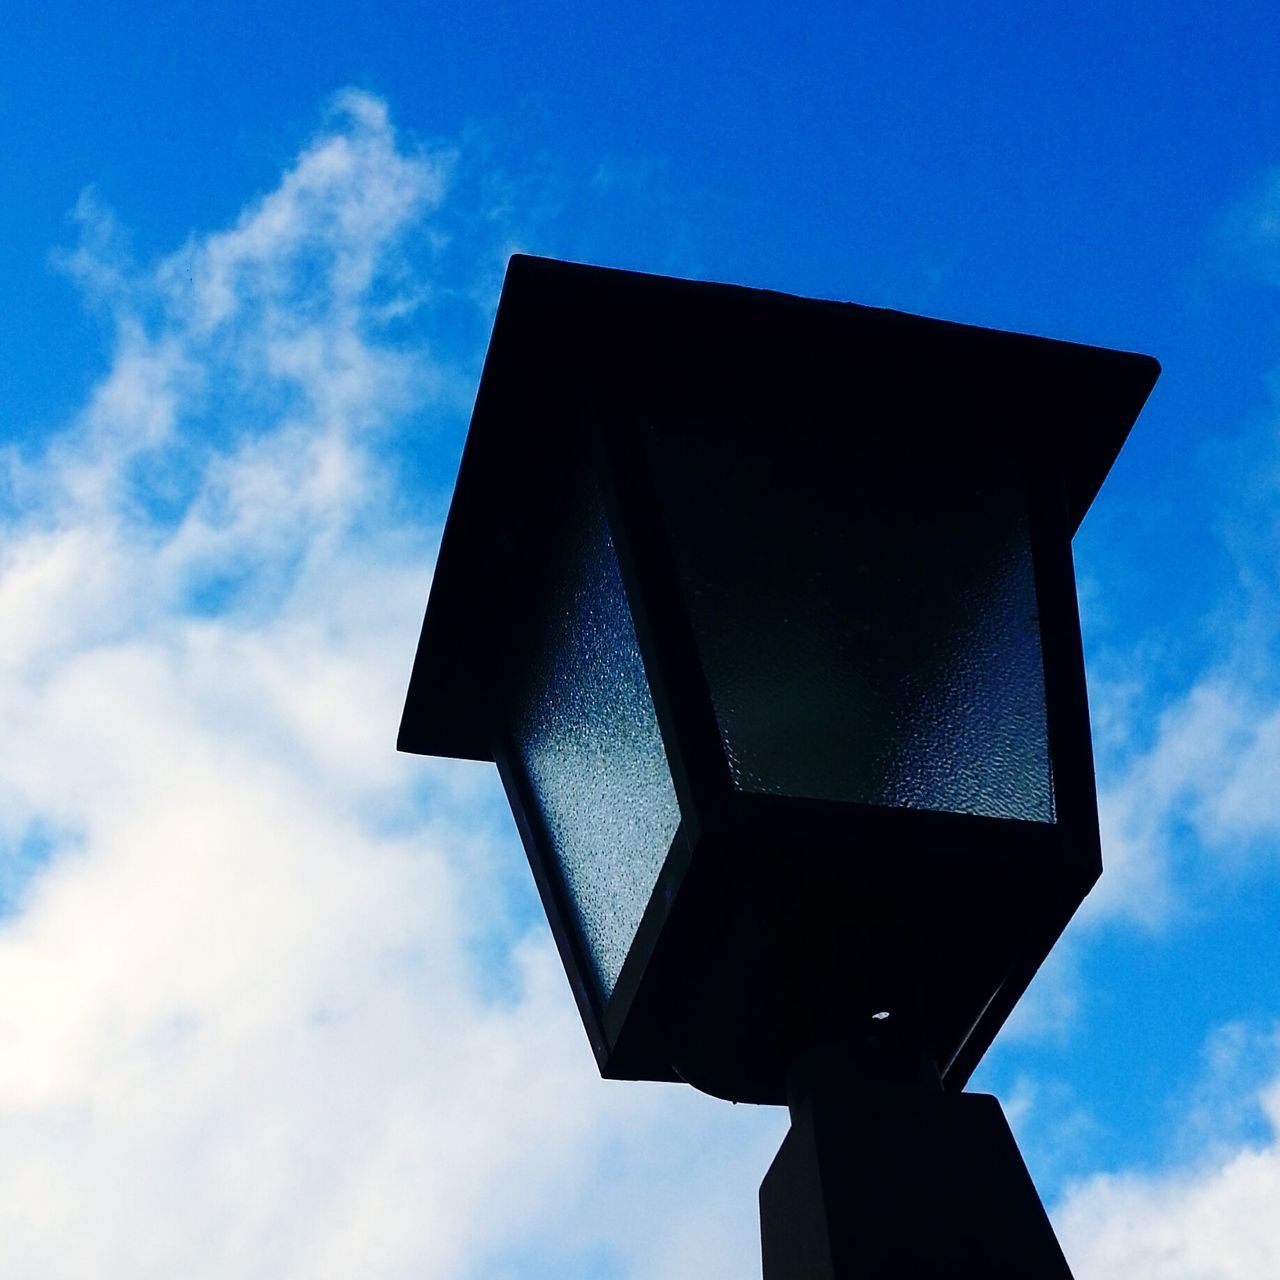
[1,3,1280,1276]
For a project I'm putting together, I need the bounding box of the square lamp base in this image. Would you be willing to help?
[759,1041,1072,1279]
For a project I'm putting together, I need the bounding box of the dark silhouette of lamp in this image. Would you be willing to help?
[399,255,1158,1278]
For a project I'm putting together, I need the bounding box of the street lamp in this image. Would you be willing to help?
[399,254,1159,1276]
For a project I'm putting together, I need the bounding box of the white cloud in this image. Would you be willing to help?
[0,91,783,1278]
[1056,1023,1280,1279]
[1087,681,1255,929]
[1079,644,1280,941]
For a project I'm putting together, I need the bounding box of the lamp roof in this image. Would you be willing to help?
[399,255,1159,762]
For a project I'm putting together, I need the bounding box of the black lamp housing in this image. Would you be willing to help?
[399,255,1159,1105]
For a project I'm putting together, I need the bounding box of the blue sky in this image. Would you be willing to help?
[2,4,1280,1276]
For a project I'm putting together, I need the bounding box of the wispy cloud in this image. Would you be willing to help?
[984,178,1280,1232]
[997,165,1280,1275]
[1051,164,1280,940]
[0,91,782,1278]
[1215,163,1280,288]
[1056,1022,1280,1279]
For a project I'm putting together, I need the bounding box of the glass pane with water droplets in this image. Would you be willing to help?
[510,477,681,1002]
[646,422,1055,824]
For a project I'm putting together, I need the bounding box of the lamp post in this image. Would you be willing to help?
[399,255,1159,1277]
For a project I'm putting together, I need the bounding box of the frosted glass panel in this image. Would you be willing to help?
[510,479,681,1002]
[646,426,1054,823]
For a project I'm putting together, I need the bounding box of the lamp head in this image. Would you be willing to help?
[399,255,1159,1102]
